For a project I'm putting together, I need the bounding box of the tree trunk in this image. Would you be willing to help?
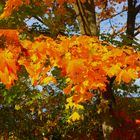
[73,1,116,138]
[125,0,137,45]
[73,0,97,36]
[101,77,116,140]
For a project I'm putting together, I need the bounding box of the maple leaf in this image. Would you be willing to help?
[63,84,72,94]
[0,30,21,88]
[66,59,86,83]
[0,29,20,46]
[65,96,84,110]
[0,0,30,18]
[68,111,81,122]
[0,48,19,88]
[105,63,122,77]
[116,69,138,84]
[41,76,56,85]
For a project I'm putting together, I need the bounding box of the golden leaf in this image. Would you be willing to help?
[68,111,81,122]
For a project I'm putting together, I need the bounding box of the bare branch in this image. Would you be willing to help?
[134,25,140,36]
[135,3,140,14]
[109,19,116,35]
[135,25,140,30]
[133,0,137,7]
[33,16,48,28]
[100,10,127,22]
[134,31,140,36]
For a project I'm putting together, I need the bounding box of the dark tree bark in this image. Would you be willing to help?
[101,77,116,140]
[125,0,140,45]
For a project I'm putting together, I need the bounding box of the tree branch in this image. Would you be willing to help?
[109,19,116,35]
[100,10,127,22]
[134,31,140,36]
[135,25,140,30]
[135,3,140,14]
[133,0,137,7]
[33,16,48,28]
[134,25,140,36]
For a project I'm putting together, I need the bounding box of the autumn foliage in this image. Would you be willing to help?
[0,29,140,103]
[0,0,140,139]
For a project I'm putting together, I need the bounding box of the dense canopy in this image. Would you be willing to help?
[0,0,140,139]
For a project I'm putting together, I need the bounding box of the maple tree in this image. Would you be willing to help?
[0,0,140,139]
[0,30,140,99]
[1,30,140,139]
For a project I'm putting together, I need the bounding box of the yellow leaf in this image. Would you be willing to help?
[105,64,121,77]
[65,97,74,109]
[31,54,38,63]
[116,69,138,84]
[65,96,84,110]
[41,76,56,84]
[127,69,138,79]
[102,51,112,61]
[65,101,73,109]
[15,104,21,110]
[65,52,71,60]
[66,78,71,83]
[66,96,73,103]
[66,59,84,74]
[76,104,84,110]
[83,80,89,87]
[68,111,80,121]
